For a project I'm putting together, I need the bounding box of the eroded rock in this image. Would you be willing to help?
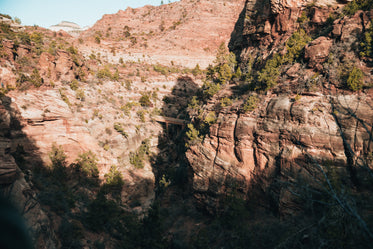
[186,94,372,213]
[305,36,333,68]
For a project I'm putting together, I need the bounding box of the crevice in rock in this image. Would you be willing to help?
[212,121,222,172]
[233,113,241,162]
[330,98,359,186]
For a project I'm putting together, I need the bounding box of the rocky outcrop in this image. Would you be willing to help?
[0,95,58,248]
[187,94,373,213]
[190,0,373,212]
[229,0,346,62]
[38,50,88,83]
[304,36,333,68]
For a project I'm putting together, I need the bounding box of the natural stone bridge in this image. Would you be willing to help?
[153,115,187,130]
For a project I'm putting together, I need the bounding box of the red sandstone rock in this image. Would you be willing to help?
[305,36,333,68]
[186,95,372,212]
[78,0,245,68]
[311,7,330,24]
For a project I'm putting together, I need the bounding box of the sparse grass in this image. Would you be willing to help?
[59,88,71,107]
[129,139,150,169]
[114,123,128,138]
[137,110,146,122]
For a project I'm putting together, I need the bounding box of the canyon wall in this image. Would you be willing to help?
[187,0,373,213]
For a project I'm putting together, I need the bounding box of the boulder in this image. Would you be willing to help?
[305,36,333,68]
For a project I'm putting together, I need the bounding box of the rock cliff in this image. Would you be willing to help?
[1,0,373,248]
[187,0,373,215]
[187,92,372,212]
[0,95,58,248]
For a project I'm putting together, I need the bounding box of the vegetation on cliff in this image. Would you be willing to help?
[1,0,373,248]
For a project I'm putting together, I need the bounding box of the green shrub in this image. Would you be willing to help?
[297,11,309,24]
[192,64,202,76]
[13,17,21,24]
[96,66,112,79]
[153,64,179,76]
[162,96,171,104]
[112,69,120,81]
[206,42,238,84]
[125,79,132,90]
[243,95,259,113]
[214,42,237,69]
[0,22,12,35]
[48,143,68,180]
[218,63,233,84]
[121,101,139,115]
[67,46,78,55]
[346,67,364,91]
[114,123,128,138]
[30,32,44,54]
[30,68,43,87]
[283,29,312,64]
[69,79,79,90]
[139,92,152,107]
[202,80,220,99]
[256,29,311,91]
[234,67,242,80]
[75,151,99,178]
[220,97,233,107]
[17,32,31,45]
[204,111,217,125]
[257,54,282,91]
[95,35,101,44]
[103,143,110,151]
[59,89,71,107]
[137,110,146,122]
[130,139,150,169]
[104,165,124,190]
[101,165,124,199]
[89,53,96,60]
[186,123,202,147]
[360,24,373,58]
[343,0,373,16]
[16,73,30,87]
[187,96,202,116]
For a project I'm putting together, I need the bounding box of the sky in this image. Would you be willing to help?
[0,0,179,28]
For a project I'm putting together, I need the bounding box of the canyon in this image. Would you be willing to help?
[0,0,372,248]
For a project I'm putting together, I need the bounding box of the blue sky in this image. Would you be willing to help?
[0,0,178,28]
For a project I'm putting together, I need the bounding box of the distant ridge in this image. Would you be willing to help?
[49,21,89,36]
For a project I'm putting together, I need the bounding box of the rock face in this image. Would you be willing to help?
[230,0,345,61]
[0,38,88,87]
[7,87,158,208]
[38,50,88,83]
[187,94,373,213]
[0,95,58,248]
[188,0,373,213]
[304,36,333,68]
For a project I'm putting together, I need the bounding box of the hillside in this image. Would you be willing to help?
[77,0,244,68]
[49,21,87,37]
[0,0,373,248]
